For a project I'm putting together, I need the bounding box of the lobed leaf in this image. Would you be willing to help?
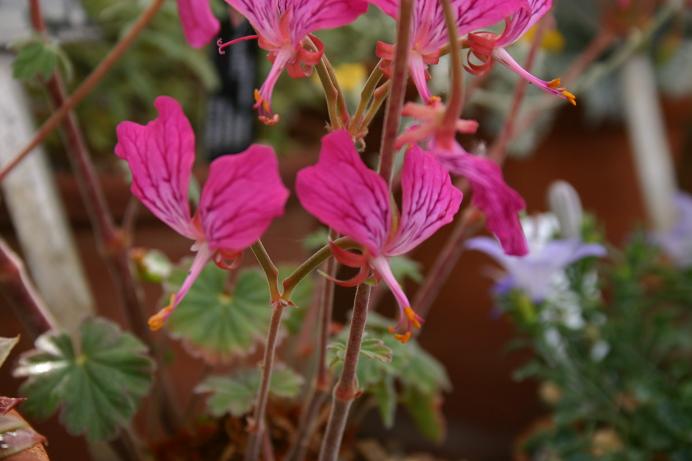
[14,318,153,441]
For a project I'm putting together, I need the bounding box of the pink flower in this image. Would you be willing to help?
[296,130,462,342]
[219,0,369,124]
[115,96,289,330]
[397,99,528,256]
[466,0,576,105]
[176,0,220,48]
[370,0,526,102]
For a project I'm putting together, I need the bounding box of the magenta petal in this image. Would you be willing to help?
[386,147,462,256]
[176,0,220,48]
[369,0,398,17]
[115,96,199,240]
[454,0,528,36]
[296,130,391,256]
[294,0,369,39]
[437,147,528,256]
[497,0,551,46]
[198,145,289,252]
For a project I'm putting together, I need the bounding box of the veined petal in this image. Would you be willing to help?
[148,243,212,331]
[435,145,528,256]
[370,256,423,343]
[176,0,220,48]
[493,48,575,105]
[386,147,462,255]
[292,0,369,41]
[225,0,282,41]
[115,96,199,240]
[454,0,528,36]
[409,53,433,102]
[198,145,289,252]
[296,130,391,256]
[369,0,398,17]
[497,0,551,47]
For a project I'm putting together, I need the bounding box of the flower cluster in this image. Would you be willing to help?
[118,0,578,339]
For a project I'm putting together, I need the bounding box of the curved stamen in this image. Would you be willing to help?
[216,35,258,55]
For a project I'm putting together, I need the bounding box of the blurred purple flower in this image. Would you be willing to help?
[652,193,692,268]
[466,235,606,302]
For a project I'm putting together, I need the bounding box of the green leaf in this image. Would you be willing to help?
[372,375,397,428]
[0,337,19,369]
[389,255,423,283]
[12,39,60,82]
[166,263,274,364]
[196,366,304,417]
[165,261,313,363]
[302,228,330,251]
[14,318,153,441]
[402,385,446,443]
[280,266,314,335]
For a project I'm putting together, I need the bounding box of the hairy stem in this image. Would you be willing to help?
[285,235,338,461]
[318,284,371,461]
[244,301,286,461]
[377,0,414,185]
[440,0,464,140]
[282,237,356,299]
[0,0,165,181]
[251,241,281,302]
[27,0,181,435]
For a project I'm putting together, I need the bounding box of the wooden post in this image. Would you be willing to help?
[0,54,94,332]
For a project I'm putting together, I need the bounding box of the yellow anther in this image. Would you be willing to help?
[394,332,412,344]
[562,89,577,106]
[548,78,562,89]
[404,306,422,329]
[148,294,175,331]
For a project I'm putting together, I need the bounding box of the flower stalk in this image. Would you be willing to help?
[317,284,372,461]
[377,0,414,185]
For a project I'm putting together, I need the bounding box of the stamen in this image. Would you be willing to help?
[394,332,412,343]
[548,78,577,106]
[216,35,258,55]
[404,306,423,329]
[148,294,176,331]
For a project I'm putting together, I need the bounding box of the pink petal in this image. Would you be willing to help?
[409,53,433,102]
[385,147,462,255]
[292,0,369,39]
[369,0,398,17]
[227,0,367,44]
[454,0,528,36]
[176,0,221,48]
[115,96,199,240]
[198,145,289,252]
[497,0,551,46]
[436,145,528,256]
[296,130,391,256]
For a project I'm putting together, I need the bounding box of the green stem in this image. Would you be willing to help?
[282,237,357,300]
[251,241,280,302]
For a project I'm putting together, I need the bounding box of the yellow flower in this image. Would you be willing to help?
[523,25,565,53]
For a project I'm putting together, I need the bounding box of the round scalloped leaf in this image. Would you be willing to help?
[14,318,153,441]
[165,263,274,364]
[196,365,304,417]
[165,262,314,364]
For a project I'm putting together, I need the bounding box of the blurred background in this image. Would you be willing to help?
[0,0,691,460]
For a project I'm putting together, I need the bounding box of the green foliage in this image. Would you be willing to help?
[328,313,450,439]
[164,261,313,364]
[0,337,19,369]
[505,232,692,459]
[197,366,304,417]
[12,38,71,82]
[14,318,153,441]
[389,256,423,284]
